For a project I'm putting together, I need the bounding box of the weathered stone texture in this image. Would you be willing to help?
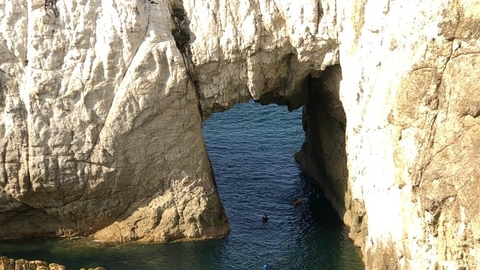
[184,0,339,116]
[0,256,105,270]
[0,0,228,242]
[335,0,480,269]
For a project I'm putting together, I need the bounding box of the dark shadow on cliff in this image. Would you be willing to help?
[294,65,368,248]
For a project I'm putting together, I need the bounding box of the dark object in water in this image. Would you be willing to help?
[262,214,268,222]
[293,198,303,205]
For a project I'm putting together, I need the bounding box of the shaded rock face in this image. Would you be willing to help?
[294,65,368,250]
[0,0,479,269]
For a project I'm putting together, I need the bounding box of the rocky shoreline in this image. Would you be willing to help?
[0,256,105,270]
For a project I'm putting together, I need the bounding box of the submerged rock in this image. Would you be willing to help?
[0,256,105,270]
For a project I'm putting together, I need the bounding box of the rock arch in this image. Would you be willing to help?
[0,0,480,269]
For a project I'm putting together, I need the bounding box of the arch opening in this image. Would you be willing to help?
[201,94,364,269]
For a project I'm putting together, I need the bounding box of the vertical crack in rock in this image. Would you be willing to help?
[17,1,32,198]
[170,2,204,118]
[415,7,461,189]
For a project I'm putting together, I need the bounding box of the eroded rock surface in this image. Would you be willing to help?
[336,1,480,269]
[1,0,479,269]
[0,256,104,270]
[0,0,228,242]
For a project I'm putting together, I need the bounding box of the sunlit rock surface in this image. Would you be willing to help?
[336,1,480,269]
[0,256,104,270]
[0,0,229,242]
[0,0,479,269]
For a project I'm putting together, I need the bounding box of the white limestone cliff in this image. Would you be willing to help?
[337,1,480,268]
[0,0,229,242]
[0,0,479,269]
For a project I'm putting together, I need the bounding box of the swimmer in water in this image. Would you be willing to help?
[293,198,303,205]
[262,213,268,222]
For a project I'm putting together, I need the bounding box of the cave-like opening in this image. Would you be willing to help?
[292,65,367,247]
[294,65,349,217]
[201,94,363,269]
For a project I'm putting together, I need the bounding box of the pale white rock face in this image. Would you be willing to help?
[0,0,479,269]
[0,0,228,241]
[336,0,480,269]
[184,0,339,115]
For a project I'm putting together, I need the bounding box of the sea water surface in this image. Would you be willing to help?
[0,100,364,269]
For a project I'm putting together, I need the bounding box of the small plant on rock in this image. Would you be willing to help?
[172,8,186,24]
[171,7,190,53]
[44,0,59,17]
[172,28,190,52]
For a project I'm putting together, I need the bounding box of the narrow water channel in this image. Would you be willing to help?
[201,100,364,269]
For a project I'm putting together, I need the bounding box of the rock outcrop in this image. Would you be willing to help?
[0,256,104,270]
[0,0,479,269]
[336,1,480,269]
[0,0,228,242]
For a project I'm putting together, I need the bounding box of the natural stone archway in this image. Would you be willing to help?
[1,0,480,269]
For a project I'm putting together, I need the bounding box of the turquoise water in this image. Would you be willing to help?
[0,100,364,269]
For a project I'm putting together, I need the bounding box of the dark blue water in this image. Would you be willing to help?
[0,100,363,269]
